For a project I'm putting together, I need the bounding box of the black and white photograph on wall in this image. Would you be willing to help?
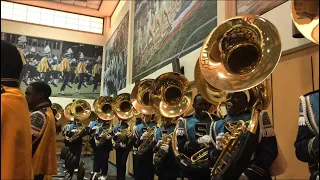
[132,0,217,81]
[103,12,129,96]
[236,0,287,15]
[1,32,103,99]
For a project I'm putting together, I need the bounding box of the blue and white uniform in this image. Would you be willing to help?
[294,90,319,180]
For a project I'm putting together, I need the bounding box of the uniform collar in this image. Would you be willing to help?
[33,102,51,111]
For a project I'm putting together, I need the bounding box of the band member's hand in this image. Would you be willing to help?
[71,129,77,133]
[156,140,163,147]
[160,144,169,153]
[197,135,211,145]
[119,142,126,148]
[216,132,229,151]
[115,132,121,136]
[238,173,249,180]
[140,131,148,140]
[106,134,112,140]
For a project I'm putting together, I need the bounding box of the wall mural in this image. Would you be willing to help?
[132,0,217,81]
[236,0,288,15]
[103,12,129,96]
[1,32,103,99]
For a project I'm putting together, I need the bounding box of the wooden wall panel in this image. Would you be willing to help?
[312,50,319,90]
[272,50,314,179]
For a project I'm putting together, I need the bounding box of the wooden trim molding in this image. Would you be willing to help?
[225,0,237,19]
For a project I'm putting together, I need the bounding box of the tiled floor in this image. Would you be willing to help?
[54,155,134,180]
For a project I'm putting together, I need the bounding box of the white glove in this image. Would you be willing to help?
[316,175,319,180]
[119,142,126,148]
[197,135,211,145]
[160,144,169,153]
[115,132,121,136]
[156,140,163,147]
[216,132,229,151]
[71,129,77,133]
[140,131,148,140]
[106,134,112,140]
[238,173,249,180]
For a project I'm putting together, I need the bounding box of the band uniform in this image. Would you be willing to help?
[294,90,319,180]
[154,116,181,180]
[210,92,278,180]
[132,114,157,180]
[113,119,132,180]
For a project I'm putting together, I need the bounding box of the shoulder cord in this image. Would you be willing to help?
[301,96,316,135]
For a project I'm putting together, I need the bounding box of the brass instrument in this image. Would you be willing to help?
[64,103,74,121]
[93,96,115,120]
[153,132,173,165]
[151,72,192,118]
[291,0,319,44]
[51,103,64,120]
[114,93,134,120]
[113,93,134,146]
[68,100,91,142]
[131,79,158,154]
[93,96,115,146]
[194,15,280,180]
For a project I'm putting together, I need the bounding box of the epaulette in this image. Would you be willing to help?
[1,86,5,94]
[304,90,319,96]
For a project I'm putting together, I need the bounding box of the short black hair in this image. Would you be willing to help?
[30,82,52,99]
[193,93,203,103]
[1,40,23,79]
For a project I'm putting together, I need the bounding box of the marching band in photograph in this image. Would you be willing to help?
[1,0,319,180]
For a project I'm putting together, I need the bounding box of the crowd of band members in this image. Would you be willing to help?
[16,35,102,94]
[1,38,319,180]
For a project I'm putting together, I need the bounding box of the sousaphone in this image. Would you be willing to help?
[291,0,319,44]
[51,103,64,120]
[114,93,134,120]
[71,100,92,121]
[64,103,74,121]
[131,79,156,115]
[151,72,192,118]
[93,96,115,120]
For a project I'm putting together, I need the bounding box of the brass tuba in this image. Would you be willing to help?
[113,93,134,145]
[51,103,64,120]
[196,15,281,180]
[64,103,74,121]
[131,79,158,154]
[93,96,115,120]
[68,100,91,142]
[291,0,319,44]
[93,96,115,146]
[151,72,192,118]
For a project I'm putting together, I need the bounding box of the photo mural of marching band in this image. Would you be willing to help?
[103,12,129,96]
[1,32,103,99]
[132,0,217,81]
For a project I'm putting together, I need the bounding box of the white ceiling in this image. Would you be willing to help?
[6,0,119,17]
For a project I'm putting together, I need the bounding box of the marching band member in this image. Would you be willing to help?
[62,119,73,147]
[1,40,33,179]
[210,91,278,180]
[153,116,180,180]
[88,118,101,159]
[113,118,132,180]
[75,52,87,93]
[25,82,57,180]
[64,117,86,172]
[92,56,102,93]
[132,117,143,178]
[50,56,60,86]
[92,118,114,180]
[176,94,219,180]
[294,90,319,180]
[132,114,157,180]
[37,45,52,84]
[59,49,72,94]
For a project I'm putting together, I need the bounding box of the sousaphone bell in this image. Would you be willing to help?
[151,72,192,118]
[93,96,115,120]
[131,79,156,115]
[199,15,281,92]
[64,103,74,121]
[51,103,64,120]
[114,93,134,120]
[71,100,91,121]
